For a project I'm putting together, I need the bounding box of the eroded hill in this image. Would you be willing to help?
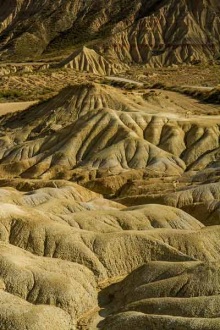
[0,177,220,329]
[0,83,219,181]
[0,79,218,329]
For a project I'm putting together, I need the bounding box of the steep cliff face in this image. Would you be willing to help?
[0,0,220,64]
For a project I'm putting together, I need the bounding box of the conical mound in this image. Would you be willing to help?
[59,46,126,75]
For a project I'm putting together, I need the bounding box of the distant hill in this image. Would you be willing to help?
[0,0,220,66]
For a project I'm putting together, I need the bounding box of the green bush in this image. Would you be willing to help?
[0,89,24,101]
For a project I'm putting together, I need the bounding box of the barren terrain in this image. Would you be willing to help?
[0,76,219,329]
[0,1,220,330]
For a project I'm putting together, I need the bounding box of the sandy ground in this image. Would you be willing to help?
[106,76,144,86]
[0,101,37,116]
[182,85,214,91]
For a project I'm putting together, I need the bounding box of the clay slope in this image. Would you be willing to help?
[0,0,219,66]
[0,83,219,181]
[57,46,126,75]
[99,261,220,330]
[157,181,220,226]
[100,0,220,66]
[114,170,220,225]
[1,182,220,329]
[0,182,217,329]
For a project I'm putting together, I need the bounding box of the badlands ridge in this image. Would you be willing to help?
[0,0,219,67]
